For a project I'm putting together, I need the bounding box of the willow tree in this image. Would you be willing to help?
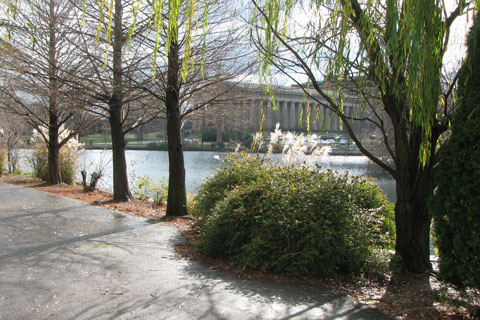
[250,0,474,273]
[164,1,187,216]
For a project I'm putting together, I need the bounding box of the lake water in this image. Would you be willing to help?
[19,149,396,202]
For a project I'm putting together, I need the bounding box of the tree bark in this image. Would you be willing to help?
[108,0,132,201]
[136,127,143,144]
[393,119,436,273]
[394,173,433,273]
[166,38,188,216]
[7,150,12,173]
[47,121,62,185]
[109,100,132,201]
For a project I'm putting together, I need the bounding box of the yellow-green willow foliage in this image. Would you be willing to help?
[93,0,210,80]
[1,0,211,80]
[251,0,473,165]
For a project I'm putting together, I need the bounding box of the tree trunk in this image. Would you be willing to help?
[394,178,433,273]
[393,121,436,273]
[166,38,187,217]
[136,127,143,144]
[11,150,16,173]
[108,0,131,202]
[46,0,61,185]
[216,118,224,150]
[47,122,61,185]
[109,102,132,201]
[7,150,12,173]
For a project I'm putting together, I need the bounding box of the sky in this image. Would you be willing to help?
[240,0,474,86]
[0,0,473,86]
[443,0,473,71]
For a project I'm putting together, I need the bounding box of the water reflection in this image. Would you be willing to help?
[18,149,396,202]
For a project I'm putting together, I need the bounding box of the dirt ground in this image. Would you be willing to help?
[1,173,478,320]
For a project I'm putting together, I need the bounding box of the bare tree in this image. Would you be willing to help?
[136,0,255,216]
[0,0,97,184]
[64,0,160,201]
[0,113,29,173]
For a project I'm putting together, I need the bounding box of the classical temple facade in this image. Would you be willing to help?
[190,81,371,136]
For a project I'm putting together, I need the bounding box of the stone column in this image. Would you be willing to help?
[315,105,321,131]
[302,102,308,130]
[271,100,277,130]
[245,99,251,129]
[294,102,300,130]
[248,99,260,130]
[332,112,339,132]
[307,102,313,131]
[256,99,262,130]
[322,106,328,132]
[287,101,293,130]
[328,109,334,132]
[263,100,271,132]
[329,110,335,132]
[279,101,286,130]
[241,99,247,124]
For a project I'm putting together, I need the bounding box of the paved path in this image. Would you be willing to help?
[0,182,390,319]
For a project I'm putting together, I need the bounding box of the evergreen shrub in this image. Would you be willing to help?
[194,154,270,216]
[429,13,480,292]
[195,154,395,278]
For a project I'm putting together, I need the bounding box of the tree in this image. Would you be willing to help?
[250,0,474,273]
[106,0,132,201]
[1,0,252,208]
[430,12,480,291]
[0,113,29,173]
[65,0,158,201]
[136,0,253,216]
[0,0,95,185]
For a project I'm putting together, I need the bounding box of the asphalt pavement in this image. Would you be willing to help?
[0,181,390,319]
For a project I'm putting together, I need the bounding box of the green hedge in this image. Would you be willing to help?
[429,13,480,292]
[194,154,270,216]
[195,154,395,278]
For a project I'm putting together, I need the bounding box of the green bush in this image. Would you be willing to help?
[194,154,271,216]
[429,14,480,292]
[145,142,167,151]
[202,126,222,142]
[187,193,200,216]
[195,155,395,278]
[132,176,168,206]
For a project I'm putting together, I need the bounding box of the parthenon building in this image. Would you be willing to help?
[191,81,369,135]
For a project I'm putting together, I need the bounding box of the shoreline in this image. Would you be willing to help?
[84,144,365,156]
